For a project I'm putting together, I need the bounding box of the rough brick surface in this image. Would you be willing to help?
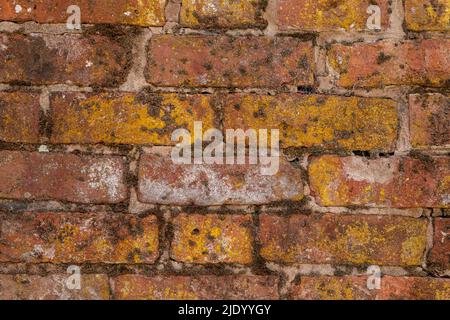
[146,35,314,88]
[0,32,130,86]
[277,0,391,32]
[180,0,267,29]
[0,0,166,26]
[0,212,159,264]
[328,39,450,88]
[138,150,304,205]
[259,213,428,266]
[0,274,109,300]
[429,218,450,271]
[171,214,253,264]
[291,276,450,300]
[409,94,449,148]
[50,92,217,145]
[224,94,398,151]
[112,275,279,300]
[0,91,40,143]
[0,151,127,203]
[405,0,450,31]
[309,155,450,208]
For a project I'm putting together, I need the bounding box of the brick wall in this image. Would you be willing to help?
[0,0,448,300]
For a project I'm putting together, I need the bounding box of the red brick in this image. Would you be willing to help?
[0,32,130,86]
[137,149,304,205]
[0,0,166,26]
[49,92,217,145]
[112,275,279,299]
[309,155,450,208]
[0,91,40,143]
[0,212,158,264]
[0,274,109,300]
[291,276,450,300]
[328,39,450,88]
[171,214,253,264]
[278,0,391,32]
[223,94,398,151]
[0,151,127,204]
[429,218,450,271]
[146,35,314,88]
[409,94,449,149]
[405,0,450,31]
[259,213,428,266]
[180,0,267,29]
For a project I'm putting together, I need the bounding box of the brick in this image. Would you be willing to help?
[429,218,450,271]
[0,212,158,264]
[224,94,398,151]
[290,276,450,300]
[0,0,166,26]
[328,39,450,88]
[146,35,314,88]
[405,0,450,31]
[0,151,127,203]
[259,213,428,266]
[171,214,253,264]
[409,93,449,148]
[277,0,391,32]
[0,274,109,300]
[0,32,130,86]
[309,155,450,208]
[138,150,304,205]
[112,275,279,300]
[50,92,217,145]
[180,0,267,29]
[0,91,40,143]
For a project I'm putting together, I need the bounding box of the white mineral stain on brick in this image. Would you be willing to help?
[342,157,395,184]
[14,4,22,13]
[87,159,123,201]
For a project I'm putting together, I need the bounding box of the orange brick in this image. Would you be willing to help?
[0,212,159,264]
[146,35,314,88]
[224,94,398,151]
[0,274,110,300]
[277,0,391,32]
[0,0,166,26]
[405,0,450,31]
[328,39,450,88]
[309,155,450,208]
[259,213,428,266]
[171,214,253,264]
[112,275,279,299]
[0,91,40,143]
[409,93,449,149]
[429,218,450,271]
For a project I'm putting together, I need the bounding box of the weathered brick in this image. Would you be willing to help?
[112,275,279,300]
[50,92,217,145]
[146,35,314,88]
[409,93,449,149]
[224,94,398,151]
[138,149,304,205]
[429,218,450,271]
[290,276,450,300]
[0,212,158,264]
[277,0,391,32]
[0,151,127,203]
[309,155,450,208]
[0,0,166,26]
[259,213,428,266]
[0,32,130,86]
[0,274,109,300]
[0,91,40,143]
[180,0,267,29]
[171,214,253,264]
[405,0,450,31]
[328,39,450,88]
